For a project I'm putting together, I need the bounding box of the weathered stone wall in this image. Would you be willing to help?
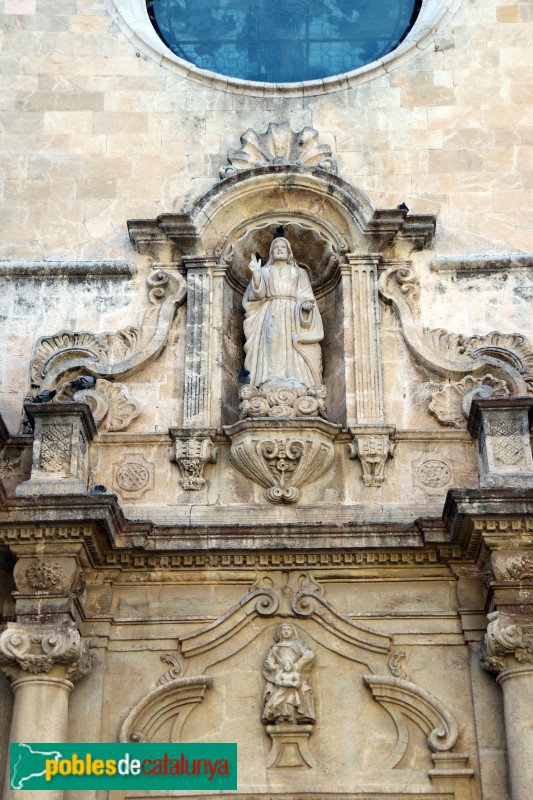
[1,2,533,800]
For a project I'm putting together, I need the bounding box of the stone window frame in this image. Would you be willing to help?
[104,0,462,97]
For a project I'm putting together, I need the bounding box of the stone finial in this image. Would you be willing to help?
[468,397,533,489]
[15,402,97,496]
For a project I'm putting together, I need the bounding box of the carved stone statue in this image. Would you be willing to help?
[261,623,315,724]
[243,236,324,390]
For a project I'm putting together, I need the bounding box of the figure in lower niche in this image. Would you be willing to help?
[261,623,316,725]
[243,233,324,390]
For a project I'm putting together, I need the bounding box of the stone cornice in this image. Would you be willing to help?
[443,488,533,559]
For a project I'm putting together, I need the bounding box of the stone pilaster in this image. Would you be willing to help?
[15,402,97,497]
[341,255,384,426]
[182,256,217,428]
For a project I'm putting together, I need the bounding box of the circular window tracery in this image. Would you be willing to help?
[146,0,421,84]
[105,0,461,95]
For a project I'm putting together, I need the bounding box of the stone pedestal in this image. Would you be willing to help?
[265,723,315,769]
[15,402,97,496]
[468,397,533,489]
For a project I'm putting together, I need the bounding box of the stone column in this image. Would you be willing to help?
[0,622,91,800]
[481,612,533,800]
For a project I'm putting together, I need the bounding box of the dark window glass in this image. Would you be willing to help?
[147,0,422,84]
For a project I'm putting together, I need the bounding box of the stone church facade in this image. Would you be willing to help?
[1,0,533,799]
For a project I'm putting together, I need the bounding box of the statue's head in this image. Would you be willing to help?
[274,622,298,642]
[268,237,295,265]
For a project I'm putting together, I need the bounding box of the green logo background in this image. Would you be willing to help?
[10,742,237,790]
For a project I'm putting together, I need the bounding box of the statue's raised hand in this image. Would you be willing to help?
[248,253,262,274]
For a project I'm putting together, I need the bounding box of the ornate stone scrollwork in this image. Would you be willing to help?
[28,268,186,433]
[0,622,91,681]
[379,263,533,412]
[239,384,327,420]
[219,122,337,179]
[225,419,340,504]
[170,428,217,491]
[348,425,396,488]
[364,675,459,768]
[481,612,533,674]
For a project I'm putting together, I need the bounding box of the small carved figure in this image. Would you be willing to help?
[262,623,315,724]
[243,236,323,390]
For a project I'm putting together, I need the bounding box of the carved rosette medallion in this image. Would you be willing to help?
[24,560,66,592]
[0,622,91,681]
[113,453,154,500]
[224,418,340,504]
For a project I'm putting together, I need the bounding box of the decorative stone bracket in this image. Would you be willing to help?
[170,428,217,491]
[224,418,341,504]
[15,402,96,496]
[468,397,533,489]
[0,621,91,682]
[265,723,315,769]
[348,425,396,488]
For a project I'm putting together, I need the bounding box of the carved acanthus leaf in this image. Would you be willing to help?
[220,122,337,179]
[494,555,533,582]
[62,378,141,432]
[24,559,66,592]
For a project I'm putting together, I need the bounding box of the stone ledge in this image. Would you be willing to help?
[0,261,136,279]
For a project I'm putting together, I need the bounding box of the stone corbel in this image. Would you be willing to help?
[348,425,396,488]
[170,428,217,491]
[15,402,97,496]
[224,418,341,504]
[468,397,533,489]
[0,621,91,682]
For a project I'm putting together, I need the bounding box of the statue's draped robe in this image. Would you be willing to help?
[262,640,315,723]
[243,262,323,387]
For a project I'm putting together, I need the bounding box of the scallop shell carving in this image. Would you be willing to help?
[428,374,510,428]
[220,122,336,178]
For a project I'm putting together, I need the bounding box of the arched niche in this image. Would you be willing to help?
[128,165,434,427]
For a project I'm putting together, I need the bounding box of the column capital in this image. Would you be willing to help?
[0,621,91,683]
[481,611,533,676]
